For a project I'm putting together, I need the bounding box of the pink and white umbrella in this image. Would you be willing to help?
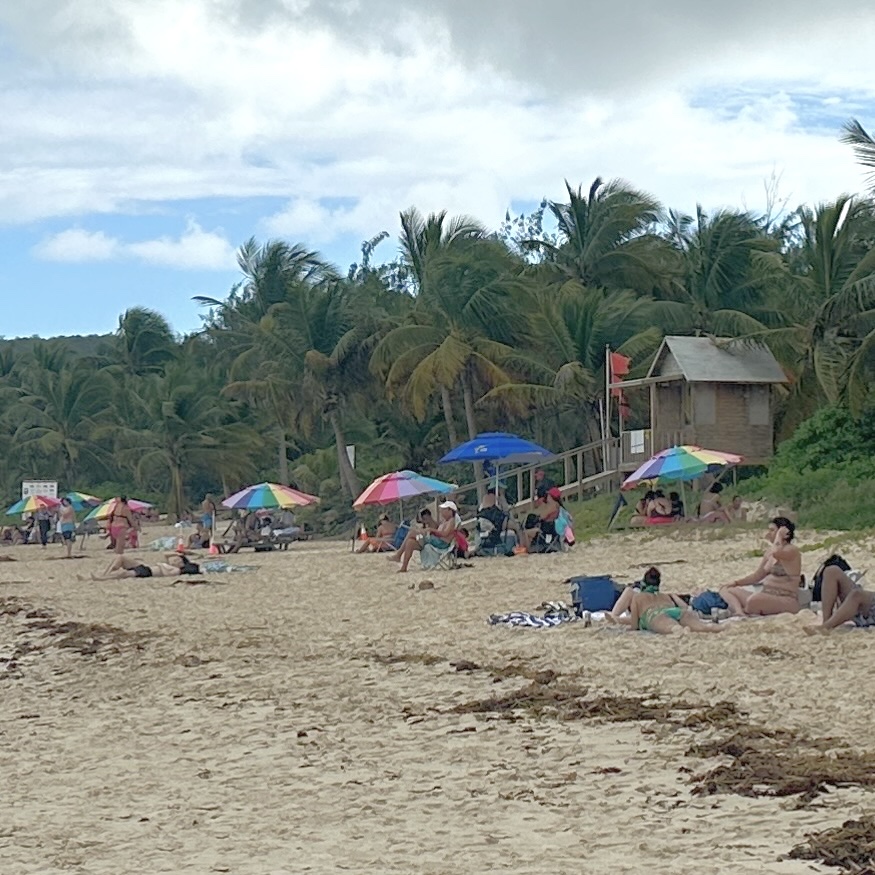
[84,498,153,521]
[353,470,457,509]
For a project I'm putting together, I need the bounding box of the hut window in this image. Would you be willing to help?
[748,387,769,425]
[693,384,716,424]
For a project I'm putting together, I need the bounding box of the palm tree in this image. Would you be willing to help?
[724,196,875,433]
[842,119,875,192]
[103,307,179,376]
[393,207,487,444]
[196,239,341,486]
[13,361,115,486]
[528,178,674,294]
[655,207,786,336]
[372,239,534,442]
[481,280,664,451]
[119,362,260,514]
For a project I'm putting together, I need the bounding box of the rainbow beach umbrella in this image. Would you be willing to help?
[621,445,743,491]
[85,498,153,521]
[6,494,61,515]
[65,491,103,511]
[353,470,457,509]
[222,482,320,510]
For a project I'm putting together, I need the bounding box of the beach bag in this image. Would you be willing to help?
[812,554,851,601]
[566,575,620,614]
[691,591,728,614]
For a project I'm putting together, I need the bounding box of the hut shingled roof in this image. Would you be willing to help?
[647,336,788,384]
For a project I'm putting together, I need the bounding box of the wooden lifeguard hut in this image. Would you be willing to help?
[610,335,788,470]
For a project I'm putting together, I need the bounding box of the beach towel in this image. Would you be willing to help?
[488,602,576,629]
[202,560,257,573]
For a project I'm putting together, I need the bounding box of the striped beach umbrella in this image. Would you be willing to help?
[353,470,457,509]
[84,498,153,521]
[222,482,320,510]
[6,494,61,515]
[621,445,743,490]
[65,491,103,511]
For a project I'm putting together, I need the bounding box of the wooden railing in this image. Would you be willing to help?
[452,437,622,512]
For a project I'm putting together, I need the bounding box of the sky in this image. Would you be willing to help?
[1,0,874,339]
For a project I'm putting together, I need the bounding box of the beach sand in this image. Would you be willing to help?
[1,526,874,874]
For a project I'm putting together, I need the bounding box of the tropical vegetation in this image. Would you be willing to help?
[2,121,875,528]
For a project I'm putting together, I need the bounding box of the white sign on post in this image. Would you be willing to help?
[22,480,58,500]
[346,445,356,468]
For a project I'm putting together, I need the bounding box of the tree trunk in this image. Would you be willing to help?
[170,462,185,516]
[461,372,485,498]
[330,411,361,498]
[277,429,289,485]
[461,374,478,440]
[440,384,459,447]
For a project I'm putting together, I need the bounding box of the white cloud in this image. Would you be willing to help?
[126,222,236,269]
[34,228,118,262]
[0,0,873,243]
[34,222,236,270]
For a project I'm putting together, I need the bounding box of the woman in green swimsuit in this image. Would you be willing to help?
[629,591,724,635]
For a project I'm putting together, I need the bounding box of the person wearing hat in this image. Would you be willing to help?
[389,501,459,572]
[356,513,398,553]
[524,486,563,550]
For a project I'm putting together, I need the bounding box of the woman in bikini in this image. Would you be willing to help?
[107,496,135,557]
[92,554,200,580]
[628,590,724,634]
[719,516,801,617]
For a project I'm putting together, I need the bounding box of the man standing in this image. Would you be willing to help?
[35,505,53,549]
[58,497,77,559]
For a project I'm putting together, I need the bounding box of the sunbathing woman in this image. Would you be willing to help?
[806,566,875,633]
[610,566,662,624]
[719,517,801,617]
[628,590,724,634]
[92,554,200,580]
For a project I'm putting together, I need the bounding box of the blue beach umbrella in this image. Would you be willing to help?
[440,432,556,494]
[439,432,555,466]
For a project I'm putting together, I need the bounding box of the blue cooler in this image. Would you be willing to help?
[568,575,620,615]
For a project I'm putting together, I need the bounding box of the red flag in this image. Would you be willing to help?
[610,351,631,378]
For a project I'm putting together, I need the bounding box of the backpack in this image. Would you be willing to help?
[812,554,851,601]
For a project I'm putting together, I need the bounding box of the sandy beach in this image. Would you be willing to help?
[1,526,874,874]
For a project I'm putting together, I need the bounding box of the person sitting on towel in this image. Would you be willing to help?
[806,567,875,633]
[719,517,801,617]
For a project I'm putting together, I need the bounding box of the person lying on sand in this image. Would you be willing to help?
[92,554,201,580]
[607,590,723,634]
[719,517,801,617]
[805,566,875,634]
[609,566,662,625]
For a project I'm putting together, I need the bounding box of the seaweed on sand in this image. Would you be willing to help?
[784,817,875,873]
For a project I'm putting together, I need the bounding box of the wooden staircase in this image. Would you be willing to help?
[452,437,624,512]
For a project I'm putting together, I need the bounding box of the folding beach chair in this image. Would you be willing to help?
[420,541,457,571]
